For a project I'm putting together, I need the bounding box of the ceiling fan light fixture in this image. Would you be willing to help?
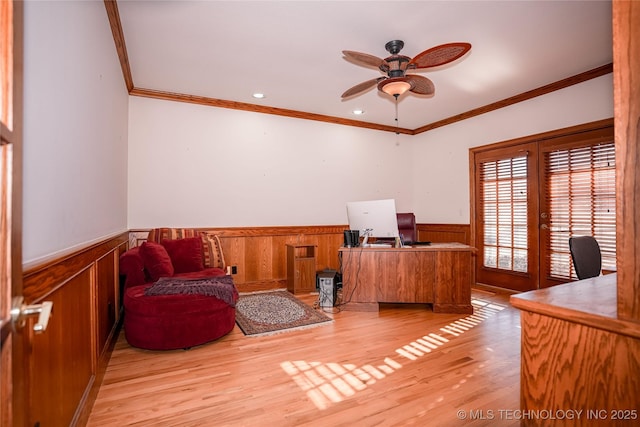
[342,40,471,100]
[379,79,412,97]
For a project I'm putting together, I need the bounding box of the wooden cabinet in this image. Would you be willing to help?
[21,233,128,426]
[286,244,317,294]
[511,275,640,424]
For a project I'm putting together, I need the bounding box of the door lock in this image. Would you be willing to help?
[10,296,53,333]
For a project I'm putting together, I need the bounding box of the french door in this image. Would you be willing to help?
[472,121,615,291]
[539,127,616,287]
[474,143,539,291]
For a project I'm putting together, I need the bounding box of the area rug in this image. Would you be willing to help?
[235,290,333,336]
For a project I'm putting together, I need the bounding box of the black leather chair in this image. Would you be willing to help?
[397,213,417,243]
[569,236,602,280]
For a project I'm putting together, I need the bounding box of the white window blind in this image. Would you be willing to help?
[546,142,616,279]
[480,156,528,273]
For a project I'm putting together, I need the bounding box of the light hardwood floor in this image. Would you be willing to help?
[87,289,521,426]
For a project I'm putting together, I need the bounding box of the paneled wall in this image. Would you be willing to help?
[417,223,470,245]
[21,232,128,427]
[130,225,347,292]
[129,223,471,293]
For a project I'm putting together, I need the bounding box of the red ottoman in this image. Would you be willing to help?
[124,284,236,350]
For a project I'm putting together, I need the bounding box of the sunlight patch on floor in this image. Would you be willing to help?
[281,298,507,410]
[280,357,402,410]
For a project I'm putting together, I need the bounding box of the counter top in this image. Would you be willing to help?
[339,242,475,252]
[510,273,640,339]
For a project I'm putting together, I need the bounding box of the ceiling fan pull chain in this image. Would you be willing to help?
[394,94,399,131]
[394,95,400,145]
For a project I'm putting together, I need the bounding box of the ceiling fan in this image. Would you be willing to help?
[341,40,471,99]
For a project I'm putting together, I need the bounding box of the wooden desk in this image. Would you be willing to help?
[339,243,475,313]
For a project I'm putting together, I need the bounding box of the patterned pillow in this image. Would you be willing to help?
[201,233,226,270]
[147,227,199,243]
[145,228,226,270]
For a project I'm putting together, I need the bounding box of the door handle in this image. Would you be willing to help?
[10,296,53,334]
[540,224,549,230]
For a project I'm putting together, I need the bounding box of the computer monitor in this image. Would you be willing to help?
[346,199,400,246]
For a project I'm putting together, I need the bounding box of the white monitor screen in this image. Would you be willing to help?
[346,199,399,238]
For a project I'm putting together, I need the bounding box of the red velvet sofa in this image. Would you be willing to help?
[120,228,237,350]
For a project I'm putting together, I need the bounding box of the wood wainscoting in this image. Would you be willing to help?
[21,232,129,427]
[129,223,471,293]
[129,225,347,293]
[417,223,470,245]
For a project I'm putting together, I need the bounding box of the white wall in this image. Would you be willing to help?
[22,1,129,265]
[127,97,413,228]
[129,74,613,229]
[17,2,613,265]
[410,74,614,224]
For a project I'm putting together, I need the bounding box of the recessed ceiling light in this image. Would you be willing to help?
[252,93,265,99]
[352,109,365,115]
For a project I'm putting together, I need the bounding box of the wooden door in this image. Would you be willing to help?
[538,126,616,288]
[1,1,25,425]
[473,142,540,292]
[472,121,615,291]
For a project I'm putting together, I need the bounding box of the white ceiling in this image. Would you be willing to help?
[117,1,613,130]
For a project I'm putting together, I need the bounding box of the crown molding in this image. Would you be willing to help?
[105,1,612,135]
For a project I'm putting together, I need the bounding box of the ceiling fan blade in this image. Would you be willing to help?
[406,75,435,95]
[342,50,387,69]
[341,77,385,98]
[409,42,471,69]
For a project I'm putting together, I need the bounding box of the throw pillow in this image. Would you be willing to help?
[161,237,204,274]
[201,233,226,270]
[139,241,174,281]
[147,227,199,243]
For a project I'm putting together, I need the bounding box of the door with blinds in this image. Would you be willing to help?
[472,122,615,291]
[474,143,540,291]
[538,127,616,288]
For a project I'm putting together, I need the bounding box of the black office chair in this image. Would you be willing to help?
[569,236,602,280]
